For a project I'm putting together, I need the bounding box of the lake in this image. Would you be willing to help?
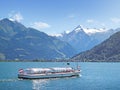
[0,62,120,90]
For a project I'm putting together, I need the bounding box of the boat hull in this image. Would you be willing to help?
[18,71,80,79]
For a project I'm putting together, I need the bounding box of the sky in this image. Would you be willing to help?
[0,0,120,35]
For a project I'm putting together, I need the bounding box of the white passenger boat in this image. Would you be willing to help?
[18,66,80,79]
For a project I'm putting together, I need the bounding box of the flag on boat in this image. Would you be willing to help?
[19,69,24,73]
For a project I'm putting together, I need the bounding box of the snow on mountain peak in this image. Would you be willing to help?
[65,30,71,34]
[83,28,107,35]
[73,25,107,35]
[50,30,71,37]
[50,25,107,37]
[62,30,71,34]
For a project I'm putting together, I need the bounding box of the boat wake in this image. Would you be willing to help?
[0,78,22,82]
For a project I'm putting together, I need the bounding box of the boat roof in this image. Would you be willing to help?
[24,67,73,71]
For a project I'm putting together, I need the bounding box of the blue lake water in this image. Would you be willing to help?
[0,62,120,90]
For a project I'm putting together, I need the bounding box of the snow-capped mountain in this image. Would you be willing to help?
[55,25,120,53]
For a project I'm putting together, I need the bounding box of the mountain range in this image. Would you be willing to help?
[0,18,120,61]
[71,31,120,62]
[0,18,76,60]
[56,25,120,53]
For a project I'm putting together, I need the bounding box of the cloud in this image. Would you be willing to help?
[111,17,120,23]
[68,14,75,18]
[9,11,23,22]
[101,23,106,27]
[86,19,95,23]
[86,19,107,28]
[32,21,51,30]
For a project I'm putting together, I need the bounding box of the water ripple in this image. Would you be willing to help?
[0,78,20,82]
